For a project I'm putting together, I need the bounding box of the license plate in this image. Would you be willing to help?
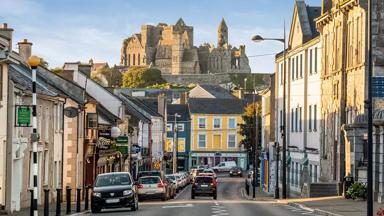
[201,185,208,188]
[146,190,157,194]
[106,198,119,204]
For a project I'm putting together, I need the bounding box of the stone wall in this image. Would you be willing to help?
[162,73,231,85]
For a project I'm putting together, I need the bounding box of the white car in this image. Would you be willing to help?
[137,176,169,201]
[212,161,237,172]
[165,174,180,192]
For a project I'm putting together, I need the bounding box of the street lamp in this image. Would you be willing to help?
[28,55,40,216]
[251,23,287,199]
[367,0,373,215]
[171,113,181,174]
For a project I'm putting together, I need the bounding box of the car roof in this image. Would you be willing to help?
[139,176,160,179]
[97,172,130,176]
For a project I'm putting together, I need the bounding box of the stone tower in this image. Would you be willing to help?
[217,18,228,48]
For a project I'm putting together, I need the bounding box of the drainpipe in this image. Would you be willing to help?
[5,70,14,213]
[61,98,67,196]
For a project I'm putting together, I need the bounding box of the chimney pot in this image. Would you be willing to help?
[23,38,28,43]
[2,23,8,29]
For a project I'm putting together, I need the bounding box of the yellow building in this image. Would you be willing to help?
[188,98,247,169]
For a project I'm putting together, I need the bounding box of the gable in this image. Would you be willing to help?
[289,4,304,49]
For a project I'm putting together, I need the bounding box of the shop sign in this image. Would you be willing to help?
[116,136,128,146]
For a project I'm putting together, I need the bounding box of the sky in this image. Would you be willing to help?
[0,0,321,73]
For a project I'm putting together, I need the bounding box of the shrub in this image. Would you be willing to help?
[346,182,367,200]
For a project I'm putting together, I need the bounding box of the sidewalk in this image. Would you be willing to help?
[11,202,89,216]
[242,186,276,202]
[279,196,384,216]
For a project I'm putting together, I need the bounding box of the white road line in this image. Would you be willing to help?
[162,203,194,209]
[174,185,191,199]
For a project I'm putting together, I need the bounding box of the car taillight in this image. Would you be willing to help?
[137,184,144,189]
[157,182,165,188]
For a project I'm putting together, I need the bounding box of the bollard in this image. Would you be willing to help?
[56,188,62,216]
[29,189,33,216]
[84,186,90,210]
[44,188,50,216]
[66,186,72,215]
[76,188,81,213]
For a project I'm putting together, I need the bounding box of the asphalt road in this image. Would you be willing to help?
[85,174,322,216]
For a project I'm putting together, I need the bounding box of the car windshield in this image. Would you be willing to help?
[139,171,161,178]
[195,177,213,183]
[203,169,214,173]
[139,177,161,184]
[166,175,176,180]
[95,174,131,187]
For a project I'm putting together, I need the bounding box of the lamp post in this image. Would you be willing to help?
[28,55,41,216]
[367,0,373,215]
[251,23,287,199]
[172,114,181,174]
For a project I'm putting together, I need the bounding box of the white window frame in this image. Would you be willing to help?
[166,123,173,132]
[176,123,184,132]
[198,117,206,129]
[227,133,236,149]
[228,118,236,129]
[197,133,207,149]
[213,117,221,129]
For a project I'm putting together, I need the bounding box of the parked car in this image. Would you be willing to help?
[199,168,217,179]
[91,172,139,213]
[212,161,237,172]
[137,170,171,199]
[229,167,243,177]
[165,176,177,198]
[191,176,217,200]
[175,174,184,188]
[137,176,169,201]
[165,174,179,194]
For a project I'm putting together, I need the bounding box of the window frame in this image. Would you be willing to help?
[227,134,236,148]
[228,118,236,129]
[198,133,207,148]
[198,117,206,129]
[213,117,221,129]
[176,123,184,132]
[86,113,98,129]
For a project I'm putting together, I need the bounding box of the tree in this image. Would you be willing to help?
[122,66,166,88]
[51,67,63,74]
[100,67,122,87]
[239,102,262,159]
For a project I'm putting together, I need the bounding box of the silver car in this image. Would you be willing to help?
[137,176,168,201]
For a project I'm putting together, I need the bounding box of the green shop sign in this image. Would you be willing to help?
[116,136,129,155]
[16,106,31,127]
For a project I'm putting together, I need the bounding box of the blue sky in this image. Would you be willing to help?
[0,0,321,73]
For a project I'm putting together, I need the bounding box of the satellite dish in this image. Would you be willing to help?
[64,107,78,118]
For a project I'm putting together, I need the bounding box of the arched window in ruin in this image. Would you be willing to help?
[133,54,136,66]
[128,54,130,66]
[138,54,140,66]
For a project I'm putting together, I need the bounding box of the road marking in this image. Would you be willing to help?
[174,184,191,199]
[162,203,194,209]
[214,202,219,206]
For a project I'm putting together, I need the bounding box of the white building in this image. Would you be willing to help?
[274,0,322,196]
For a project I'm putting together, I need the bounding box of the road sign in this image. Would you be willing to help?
[116,136,128,146]
[16,106,31,127]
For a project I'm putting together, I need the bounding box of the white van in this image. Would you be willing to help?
[212,161,237,172]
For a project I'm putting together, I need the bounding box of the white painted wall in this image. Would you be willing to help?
[0,63,8,207]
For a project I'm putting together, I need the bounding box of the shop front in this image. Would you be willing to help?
[190,152,248,170]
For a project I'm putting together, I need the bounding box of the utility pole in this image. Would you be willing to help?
[28,56,41,216]
[275,142,280,199]
[252,78,258,199]
[367,0,373,215]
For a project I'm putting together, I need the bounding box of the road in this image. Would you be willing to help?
[86,175,321,216]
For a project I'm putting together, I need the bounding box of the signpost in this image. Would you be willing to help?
[116,136,128,154]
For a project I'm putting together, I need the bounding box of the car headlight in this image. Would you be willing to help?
[123,190,133,196]
[93,192,101,198]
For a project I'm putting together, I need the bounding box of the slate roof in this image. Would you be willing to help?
[118,94,151,123]
[9,64,58,97]
[121,94,161,117]
[167,104,190,121]
[188,98,245,115]
[195,84,236,99]
[306,6,321,38]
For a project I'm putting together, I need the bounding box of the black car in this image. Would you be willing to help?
[91,172,139,213]
[229,167,243,177]
[191,176,217,200]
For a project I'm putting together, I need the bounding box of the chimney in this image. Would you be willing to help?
[157,93,166,116]
[179,92,188,104]
[0,23,14,54]
[18,39,33,62]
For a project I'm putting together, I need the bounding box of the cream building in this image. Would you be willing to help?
[275,0,323,196]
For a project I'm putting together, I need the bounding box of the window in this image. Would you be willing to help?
[176,123,184,132]
[166,123,173,132]
[198,118,206,129]
[309,49,313,74]
[314,165,318,183]
[291,109,294,132]
[132,54,135,66]
[87,113,98,129]
[198,134,206,148]
[300,54,303,78]
[128,54,130,66]
[213,118,221,129]
[296,56,299,79]
[138,54,140,66]
[280,110,283,128]
[228,134,236,148]
[228,118,236,129]
[299,107,302,132]
[280,63,283,85]
[314,105,317,131]
[44,150,49,185]
[0,65,2,101]
[291,58,295,80]
[295,107,298,132]
[309,105,312,131]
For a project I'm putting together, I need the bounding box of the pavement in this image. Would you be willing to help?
[11,202,88,216]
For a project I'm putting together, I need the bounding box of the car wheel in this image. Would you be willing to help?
[91,206,101,213]
[213,193,217,200]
